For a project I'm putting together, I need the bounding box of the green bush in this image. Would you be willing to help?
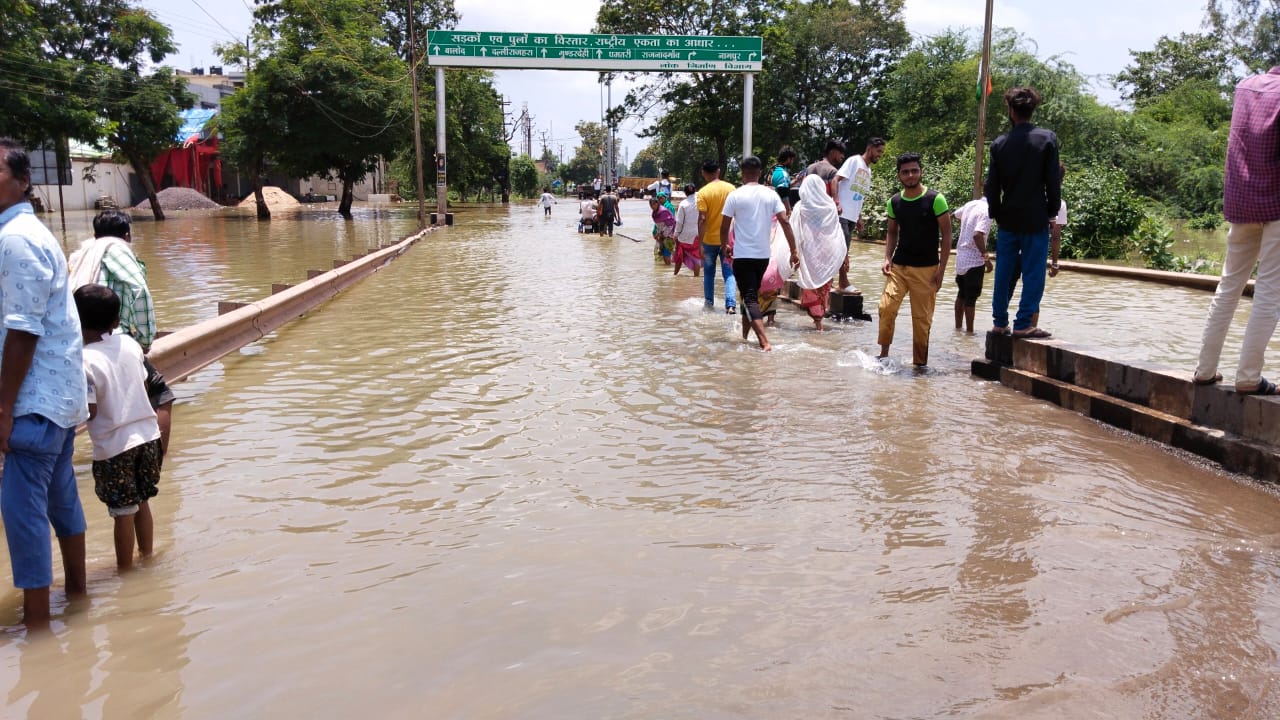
[1135,213,1176,270]
[1187,212,1222,231]
[1060,164,1142,259]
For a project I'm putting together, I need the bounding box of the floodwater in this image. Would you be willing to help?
[3,201,1280,719]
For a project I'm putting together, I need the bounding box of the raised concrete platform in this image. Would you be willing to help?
[780,280,872,321]
[973,333,1280,483]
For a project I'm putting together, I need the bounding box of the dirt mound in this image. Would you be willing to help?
[237,186,301,210]
[134,187,222,211]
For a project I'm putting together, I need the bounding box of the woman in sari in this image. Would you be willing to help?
[792,174,847,330]
[649,195,676,264]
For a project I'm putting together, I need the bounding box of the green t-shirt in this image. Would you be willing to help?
[887,187,950,267]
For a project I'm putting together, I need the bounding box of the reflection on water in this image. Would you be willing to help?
[1,202,1278,718]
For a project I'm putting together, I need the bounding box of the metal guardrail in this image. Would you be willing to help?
[147,227,432,383]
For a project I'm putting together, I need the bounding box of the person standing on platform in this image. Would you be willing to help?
[834,137,886,291]
[952,197,993,333]
[673,183,702,277]
[792,175,848,331]
[68,209,176,457]
[697,159,738,313]
[770,146,797,215]
[539,187,556,217]
[1193,64,1280,395]
[721,156,798,351]
[598,186,620,237]
[985,86,1060,339]
[803,139,846,203]
[0,138,90,630]
[877,152,951,367]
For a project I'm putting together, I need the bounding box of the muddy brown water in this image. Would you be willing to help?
[2,202,1278,719]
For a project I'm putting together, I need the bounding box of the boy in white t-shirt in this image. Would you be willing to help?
[74,284,163,571]
[952,197,994,333]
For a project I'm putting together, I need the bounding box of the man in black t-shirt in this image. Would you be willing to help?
[597,186,620,236]
[877,153,952,368]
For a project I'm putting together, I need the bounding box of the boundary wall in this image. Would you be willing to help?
[973,333,1279,483]
[147,228,432,383]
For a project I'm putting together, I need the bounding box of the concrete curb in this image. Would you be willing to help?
[974,332,1279,483]
[1055,259,1254,297]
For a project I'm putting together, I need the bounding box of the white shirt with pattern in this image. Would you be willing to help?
[0,202,88,429]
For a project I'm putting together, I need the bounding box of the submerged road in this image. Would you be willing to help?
[2,201,1278,719]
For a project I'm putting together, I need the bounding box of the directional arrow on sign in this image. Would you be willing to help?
[749,52,757,60]
[431,46,439,55]
[687,51,696,59]
[480,47,487,56]
[540,48,547,57]
[595,49,602,58]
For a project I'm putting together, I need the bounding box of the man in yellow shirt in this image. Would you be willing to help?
[696,159,738,313]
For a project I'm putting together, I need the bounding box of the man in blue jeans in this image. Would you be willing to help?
[0,138,91,630]
[984,86,1061,338]
[697,159,738,312]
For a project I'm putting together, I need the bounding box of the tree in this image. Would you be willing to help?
[596,0,788,169]
[755,0,909,161]
[1205,0,1280,72]
[563,121,618,185]
[509,154,539,197]
[884,29,1128,167]
[630,146,660,177]
[249,0,411,218]
[538,147,558,174]
[1115,33,1236,105]
[0,1,193,218]
[103,68,195,221]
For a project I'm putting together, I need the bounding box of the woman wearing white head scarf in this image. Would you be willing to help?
[792,174,847,330]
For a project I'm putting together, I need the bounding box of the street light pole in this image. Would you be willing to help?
[407,0,427,228]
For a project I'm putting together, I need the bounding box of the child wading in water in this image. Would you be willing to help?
[75,284,164,570]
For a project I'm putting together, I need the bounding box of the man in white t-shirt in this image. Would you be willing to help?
[952,197,993,333]
[721,155,798,352]
[539,187,556,217]
[834,138,886,290]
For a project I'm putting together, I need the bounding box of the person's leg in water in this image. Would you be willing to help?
[135,500,154,558]
[113,511,137,570]
[702,244,719,308]
[735,258,771,350]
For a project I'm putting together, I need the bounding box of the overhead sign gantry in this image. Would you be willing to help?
[422,30,763,226]
[426,31,763,73]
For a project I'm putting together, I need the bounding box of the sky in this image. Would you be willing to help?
[140,0,1211,166]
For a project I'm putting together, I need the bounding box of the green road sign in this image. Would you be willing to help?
[426,31,762,72]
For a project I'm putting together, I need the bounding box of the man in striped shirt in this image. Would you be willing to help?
[69,210,175,451]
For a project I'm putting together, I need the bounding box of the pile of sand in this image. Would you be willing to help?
[237,186,301,210]
[134,187,222,211]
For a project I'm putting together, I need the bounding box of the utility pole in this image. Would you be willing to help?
[407,0,426,228]
[972,0,994,200]
[520,103,533,157]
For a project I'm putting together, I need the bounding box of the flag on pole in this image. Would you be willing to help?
[976,57,992,103]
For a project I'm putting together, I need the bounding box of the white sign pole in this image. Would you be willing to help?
[436,67,447,225]
[742,72,754,161]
